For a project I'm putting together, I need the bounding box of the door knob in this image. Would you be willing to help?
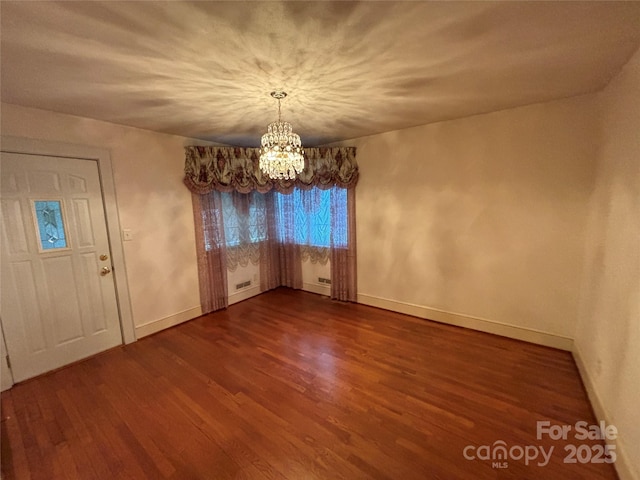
[100,254,109,261]
[100,266,112,276]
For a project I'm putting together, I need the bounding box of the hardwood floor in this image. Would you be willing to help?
[1,288,618,479]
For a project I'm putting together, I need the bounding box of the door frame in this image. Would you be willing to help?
[1,136,136,351]
[0,322,13,391]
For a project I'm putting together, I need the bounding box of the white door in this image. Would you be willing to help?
[1,152,123,382]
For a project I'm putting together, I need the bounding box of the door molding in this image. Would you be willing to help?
[1,136,136,345]
[0,322,13,391]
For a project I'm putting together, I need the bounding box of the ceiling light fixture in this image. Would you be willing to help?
[259,91,304,180]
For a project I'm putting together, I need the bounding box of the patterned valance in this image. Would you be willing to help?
[184,146,358,194]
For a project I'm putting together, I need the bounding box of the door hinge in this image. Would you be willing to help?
[6,355,11,370]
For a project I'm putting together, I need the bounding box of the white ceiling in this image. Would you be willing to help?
[2,1,640,146]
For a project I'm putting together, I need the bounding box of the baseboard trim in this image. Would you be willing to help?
[135,306,202,338]
[573,344,637,480]
[303,282,331,296]
[134,293,573,351]
[228,286,261,305]
[357,293,573,351]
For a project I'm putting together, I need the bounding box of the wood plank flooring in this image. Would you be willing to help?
[1,288,618,479]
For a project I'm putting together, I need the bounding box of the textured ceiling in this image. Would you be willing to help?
[2,1,640,146]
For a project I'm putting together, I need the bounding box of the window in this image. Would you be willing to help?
[33,200,68,250]
[205,187,348,251]
[220,191,266,247]
[274,187,347,248]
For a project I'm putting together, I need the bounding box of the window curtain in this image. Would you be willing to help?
[222,191,265,271]
[298,188,330,265]
[184,146,358,194]
[260,191,281,292]
[259,190,303,292]
[185,146,358,310]
[191,191,228,313]
[331,187,357,301]
[271,191,303,290]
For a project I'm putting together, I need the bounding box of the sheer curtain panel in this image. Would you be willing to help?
[192,192,228,313]
[260,191,282,292]
[331,187,357,301]
[223,191,265,271]
[272,191,303,289]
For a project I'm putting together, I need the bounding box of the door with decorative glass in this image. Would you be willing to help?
[1,152,122,382]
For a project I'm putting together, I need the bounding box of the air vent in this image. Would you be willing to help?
[318,277,331,284]
[235,280,251,290]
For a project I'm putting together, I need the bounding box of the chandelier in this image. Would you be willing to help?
[259,91,304,180]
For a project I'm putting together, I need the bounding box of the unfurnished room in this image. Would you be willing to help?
[0,1,639,479]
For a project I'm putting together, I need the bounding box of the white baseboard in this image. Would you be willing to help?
[135,306,202,338]
[356,293,573,351]
[134,293,572,351]
[303,282,331,296]
[573,344,637,480]
[228,285,261,305]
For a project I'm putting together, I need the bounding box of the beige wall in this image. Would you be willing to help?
[345,95,599,346]
[575,48,640,480]
[1,103,203,335]
[227,260,331,305]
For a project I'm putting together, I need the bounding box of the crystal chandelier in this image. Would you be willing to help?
[259,91,304,180]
